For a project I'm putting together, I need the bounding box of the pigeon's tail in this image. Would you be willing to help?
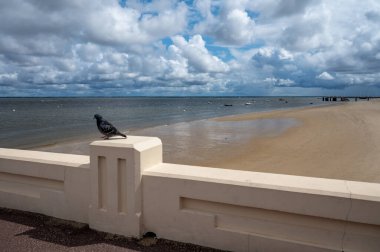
[118,132,127,138]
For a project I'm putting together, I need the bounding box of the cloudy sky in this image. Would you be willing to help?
[1,0,380,96]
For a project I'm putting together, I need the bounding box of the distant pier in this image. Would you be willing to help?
[322,96,375,102]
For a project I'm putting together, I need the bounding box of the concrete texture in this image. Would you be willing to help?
[1,136,380,251]
[143,163,380,252]
[0,148,90,223]
[89,136,162,237]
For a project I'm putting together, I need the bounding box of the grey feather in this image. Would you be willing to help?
[94,114,127,139]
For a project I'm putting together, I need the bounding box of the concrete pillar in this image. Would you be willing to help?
[89,136,162,237]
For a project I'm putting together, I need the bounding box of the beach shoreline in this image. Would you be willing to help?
[35,100,380,183]
[210,100,380,183]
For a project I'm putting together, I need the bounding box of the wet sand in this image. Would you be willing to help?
[36,100,380,183]
[210,100,380,183]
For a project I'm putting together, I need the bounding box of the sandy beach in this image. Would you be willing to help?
[210,100,380,183]
[36,100,380,183]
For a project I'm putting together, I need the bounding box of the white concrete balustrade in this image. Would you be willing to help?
[0,148,90,223]
[89,137,162,237]
[1,136,380,252]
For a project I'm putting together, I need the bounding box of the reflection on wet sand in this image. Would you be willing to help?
[35,101,380,183]
[136,118,299,166]
[35,117,299,169]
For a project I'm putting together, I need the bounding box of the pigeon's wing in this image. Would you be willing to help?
[99,120,118,135]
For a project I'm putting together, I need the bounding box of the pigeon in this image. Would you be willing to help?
[94,114,127,139]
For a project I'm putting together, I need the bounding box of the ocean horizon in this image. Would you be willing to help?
[0,96,325,149]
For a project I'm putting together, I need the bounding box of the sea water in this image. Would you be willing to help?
[0,97,324,149]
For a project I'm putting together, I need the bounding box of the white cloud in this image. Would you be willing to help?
[85,3,188,46]
[140,3,188,38]
[251,47,294,71]
[74,43,103,62]
[1,0,380,96]
[0,73,18,83]
[264,77,295,87]
[171,35,230,73]
[316,72,335,80]
[216,9,255,45]
[194,1,255,46]
[278,49,294,60]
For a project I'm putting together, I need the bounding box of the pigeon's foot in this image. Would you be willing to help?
[118,133,127,138]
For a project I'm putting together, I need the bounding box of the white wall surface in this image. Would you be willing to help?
[1,137,380,252]
[0,148,90,223]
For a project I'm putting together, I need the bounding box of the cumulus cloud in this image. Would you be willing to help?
[273,0,318,18]
[317,72,334,81]
[264,77,295,87]
[170,35,229,73]
[0,0,380,96]
[0,73,18,83]
[194,1,256,46]
[251,47,294,67]
[85,2,188,46]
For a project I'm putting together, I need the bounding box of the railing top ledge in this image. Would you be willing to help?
[0,148,90,167]
[90,136,162,152]
[146,163,380,201]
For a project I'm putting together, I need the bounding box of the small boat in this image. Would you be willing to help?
[224,104,233,107]
[245,102,252,105]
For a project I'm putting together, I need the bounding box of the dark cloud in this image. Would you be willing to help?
[279,21,324,51]
[273,0,319,18]
[365,11,380,22]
